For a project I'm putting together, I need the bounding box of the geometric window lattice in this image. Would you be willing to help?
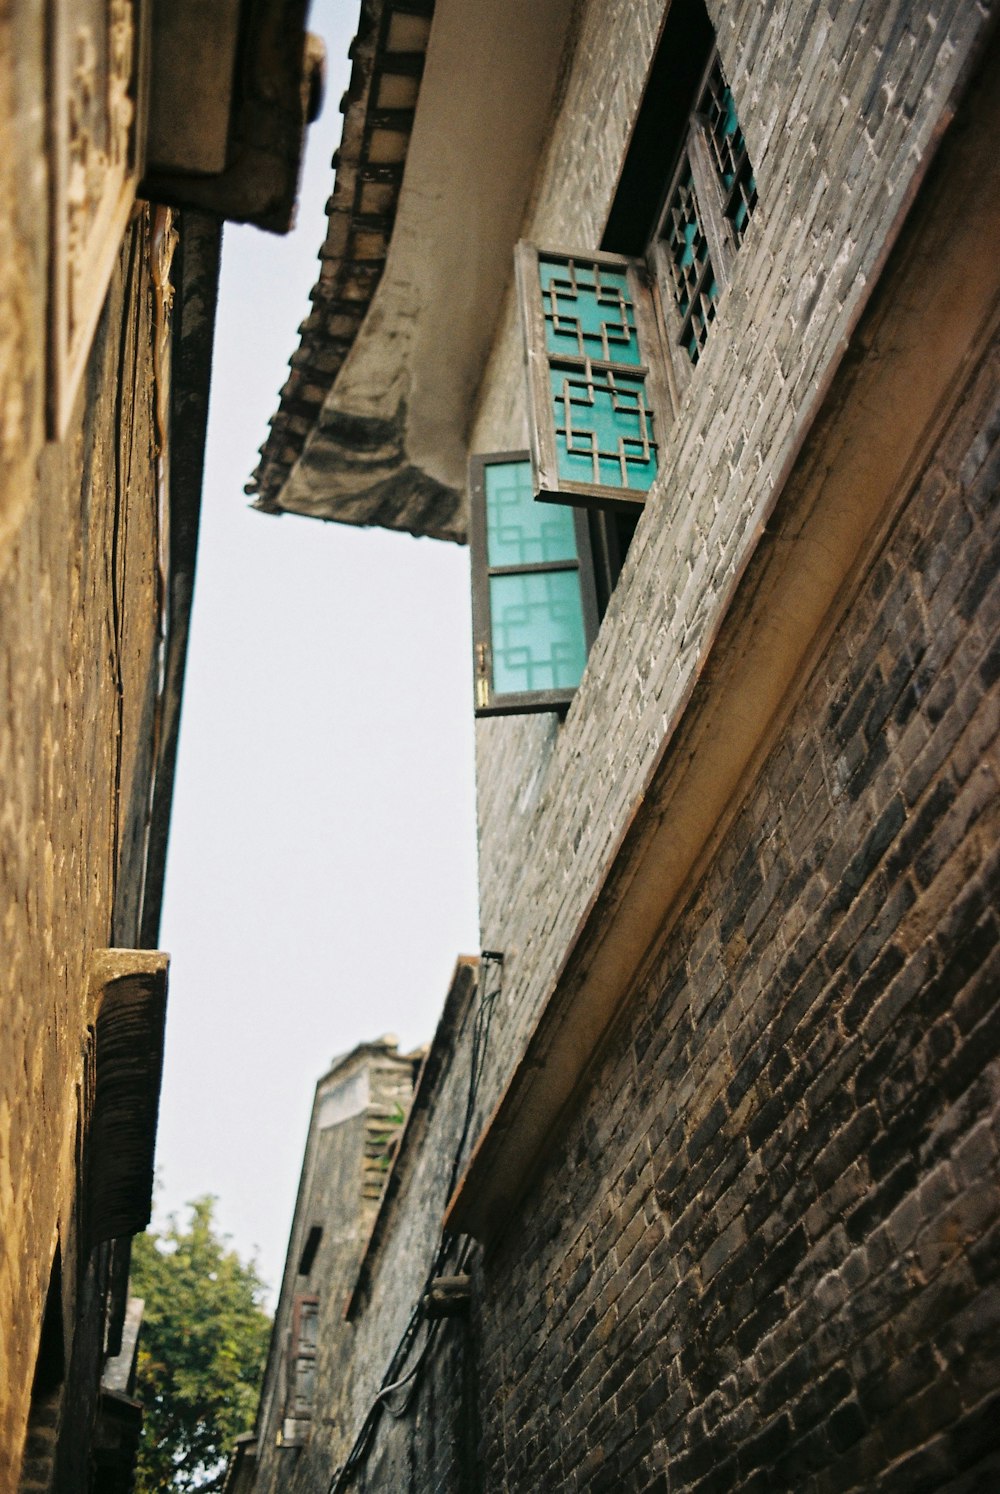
[699,55,757,240]
[549,364,658,491]
[654,48,756,368]
[488,570,587,695]
[517,245,669,511]
[662,164,719,365]
[486,460,579,567]
[539,257,643,367]
[469,453,599,716]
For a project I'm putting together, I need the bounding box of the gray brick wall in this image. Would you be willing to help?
[477,322,1000,1494]
[469,0,996,1139]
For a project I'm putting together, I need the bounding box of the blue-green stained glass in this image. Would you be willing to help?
[701,57,757,243]
[550,366,657,491]
[484,461,577,567]
[732,178,756,235]
[538,257,642,366]
[489,570,587,694]
[662,164,718,365]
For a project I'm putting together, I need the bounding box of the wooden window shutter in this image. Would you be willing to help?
[470,452,599,717]
[516,243,671,512]
[283,1294,319,1441]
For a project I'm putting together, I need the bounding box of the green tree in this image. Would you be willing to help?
[130,1196,271,1492]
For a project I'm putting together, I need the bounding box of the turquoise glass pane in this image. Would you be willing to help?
[723,89,739,139]
[484,461,577,567]
[700,58,756,243]
[550,366,657,492]
[538,256,642,366]
[489,570,587,694]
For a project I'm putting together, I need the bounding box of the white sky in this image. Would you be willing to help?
[155,0,480,1298]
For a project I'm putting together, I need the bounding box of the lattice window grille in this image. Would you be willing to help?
[699,56,757,239]
[662,163,719,365]
[518,245,667,509]
[550,364,657,491]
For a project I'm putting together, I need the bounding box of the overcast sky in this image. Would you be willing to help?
[155,0,480,1298]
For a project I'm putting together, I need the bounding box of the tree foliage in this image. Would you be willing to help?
[130,1196,271,1492]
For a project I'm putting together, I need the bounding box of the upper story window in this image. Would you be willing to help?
[654,50,757,366]
[517,5,757,518]
[471,1,757,716]
[515,246,670,515]
[469,453,598,717]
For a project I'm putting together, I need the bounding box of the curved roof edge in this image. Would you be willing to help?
[246,0,434,518]
[247,0,577,544]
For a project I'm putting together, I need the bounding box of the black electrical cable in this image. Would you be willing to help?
[327,953,503,1492]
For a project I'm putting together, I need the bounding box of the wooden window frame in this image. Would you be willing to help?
[516,243,673,514]
[470,451,600,717]
[286,1293,319,1424]
[650,47,756,385]
[505,20,759,631]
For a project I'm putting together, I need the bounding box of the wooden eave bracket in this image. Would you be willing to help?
[87,949,170,1246]
[444,35,1000,1248]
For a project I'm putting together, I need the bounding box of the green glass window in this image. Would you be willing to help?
[489,572,588,694]
[653,48,756,367]
[470,454,599,716]
[662,164,719,364]
[701,55,757,241]
[516,245,671,514]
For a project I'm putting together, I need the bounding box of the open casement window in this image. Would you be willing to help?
[470,453,599,717]
[516,245,672,513]
[282,1294,319,1445]
[652,48,757,370]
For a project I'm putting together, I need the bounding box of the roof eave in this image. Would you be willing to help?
[248,0,577,542]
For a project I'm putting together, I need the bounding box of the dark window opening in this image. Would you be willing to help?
[591,0,755,597]
[587,509,640,618]
[298,1225,322,1276]
[602,0,716,256]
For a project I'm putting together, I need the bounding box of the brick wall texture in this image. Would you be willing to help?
[296,319,1000,1493]
[244,1,1000,1489]
[0,199,168,1486]
[476,329,1000,1492]
[470,0,997,1141]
